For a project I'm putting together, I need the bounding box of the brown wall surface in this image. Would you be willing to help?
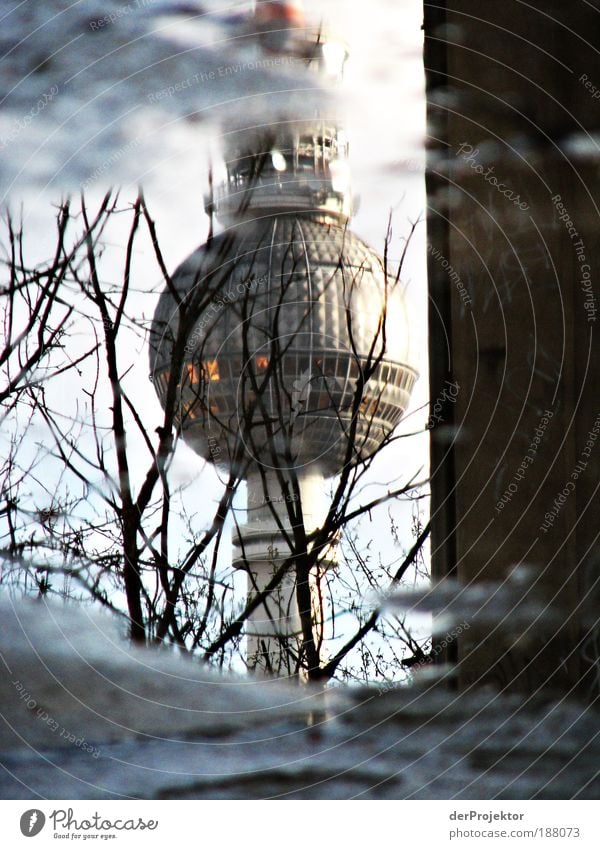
[425,1,600,693]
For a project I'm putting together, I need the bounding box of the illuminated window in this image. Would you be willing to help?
[181,401,198,421]
[187,363,200,384]
[360,396,380,417]
[203,359,220,381]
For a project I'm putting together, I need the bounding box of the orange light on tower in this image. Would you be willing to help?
[203,359,220,381]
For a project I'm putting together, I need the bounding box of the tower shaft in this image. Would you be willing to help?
[234,469,333,677]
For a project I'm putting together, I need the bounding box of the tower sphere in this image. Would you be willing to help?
[149,213,417,478]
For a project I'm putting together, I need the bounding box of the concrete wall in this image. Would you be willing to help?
[425,1,600,693]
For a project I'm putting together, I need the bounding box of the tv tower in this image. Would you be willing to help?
[149,1,417,678]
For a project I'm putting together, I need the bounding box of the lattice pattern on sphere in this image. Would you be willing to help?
[149,214,417,476]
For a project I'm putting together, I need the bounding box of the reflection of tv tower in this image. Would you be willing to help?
[149,1,417,677]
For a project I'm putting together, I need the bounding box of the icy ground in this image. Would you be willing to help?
[0,0,335,197]
[1,598,598,800]
[0,0,425,219]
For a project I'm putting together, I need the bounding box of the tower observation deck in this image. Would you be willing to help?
[149,1,417,678]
